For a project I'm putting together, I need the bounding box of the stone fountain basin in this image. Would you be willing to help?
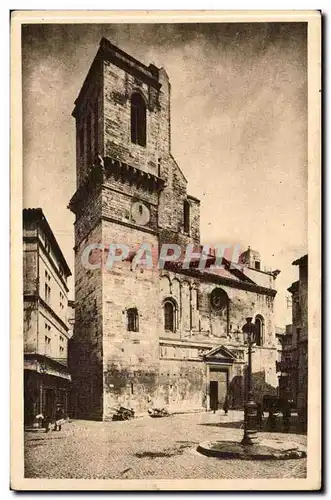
[197,438,306,460]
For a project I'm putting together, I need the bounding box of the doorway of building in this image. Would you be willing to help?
[43,388,55,420]
[209,369,228,410]
[209,381,218,411]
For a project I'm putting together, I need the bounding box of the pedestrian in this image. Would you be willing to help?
[282,399,291,432]
[211,399,218,414]
[223,395,229,416]
[35,413,44,429]
[54,404,64,431]
[256,402,264,429]
[43,414,52,433]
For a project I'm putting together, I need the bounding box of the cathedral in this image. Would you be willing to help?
[69,38,279,420]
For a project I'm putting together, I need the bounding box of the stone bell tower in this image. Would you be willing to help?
[69,38,197,419]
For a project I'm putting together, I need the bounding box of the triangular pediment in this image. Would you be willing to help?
[202,345,237,361]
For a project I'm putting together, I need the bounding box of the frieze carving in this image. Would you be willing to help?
[159,345,244,362]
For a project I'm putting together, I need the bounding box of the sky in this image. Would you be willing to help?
[22,22,308,326]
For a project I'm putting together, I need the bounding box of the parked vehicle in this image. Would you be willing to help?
[262,395,296,414]
[111,406,135,421]
[148,407,169,418]
[262,396,296,430]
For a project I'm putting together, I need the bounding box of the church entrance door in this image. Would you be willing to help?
[209,369,228,410]
[209,381,218,411]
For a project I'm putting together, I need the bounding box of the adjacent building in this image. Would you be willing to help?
[277,254,308,414]
[276,324,298,402]
[289,254,308,412]
[68,38,280,420]
[23,208,72,425]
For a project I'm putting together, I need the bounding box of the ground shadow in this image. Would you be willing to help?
[135,443,193,459]
[25,435,64,442]
[199,416,306,435]
[175,440,198,445]
[24,428,45,433]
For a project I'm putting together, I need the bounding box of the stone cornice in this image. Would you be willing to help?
[101,183,158,207]
[68,156,165,215]
[24,294,69,334]
[103,157,165,192]
[187,194,201,204]
[23,209,71,278]
[24,352,71,378]
[68,163,103,215]
[100,38,161,91]
[102,215,158,236]
[159,338,221,349]
[72,38,161,117]
[23,236,70,293]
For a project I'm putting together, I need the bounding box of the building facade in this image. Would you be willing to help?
[23,208,72,425]
[276,324,298,402]
[276,254,308,416]
[287,255,308,413]
[69,38,280,420]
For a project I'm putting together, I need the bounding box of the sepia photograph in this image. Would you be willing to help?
[11,10,321,491]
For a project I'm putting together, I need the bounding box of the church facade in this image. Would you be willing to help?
[69,38,279,420]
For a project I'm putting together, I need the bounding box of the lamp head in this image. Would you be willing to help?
[242,317,255,341]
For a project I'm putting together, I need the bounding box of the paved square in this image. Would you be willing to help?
[25,411,307,479]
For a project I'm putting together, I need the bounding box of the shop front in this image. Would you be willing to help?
[24,354,71,425]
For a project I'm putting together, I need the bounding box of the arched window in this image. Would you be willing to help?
[210,288,229,312]
[164,299,177,332]
[131,93,146,147]
[127,308,139,332]
[255,315,264,346]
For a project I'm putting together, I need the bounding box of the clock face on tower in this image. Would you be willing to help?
[131,201,150,226]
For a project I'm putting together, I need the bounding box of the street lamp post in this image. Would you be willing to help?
[241,317,258,446]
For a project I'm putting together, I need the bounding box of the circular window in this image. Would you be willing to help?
[210,288,228,311]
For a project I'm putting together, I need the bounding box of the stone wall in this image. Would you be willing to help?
[23,222,70,361]
[24,302,38,353]
[102,222,160,417]
[157,359,205,412]
[103,61,170,176]
[158,270,278,397]
[69,40,279,419]
[159,271,276,343]
[297,262,308,411]
[70,222,104,419]
[23,238,38,295]
[101,178,159,235]
[74,60,103,187]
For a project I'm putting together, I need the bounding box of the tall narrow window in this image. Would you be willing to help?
[127,308,139,332]
[45,283,51,304]
[131,93,146,147]
[255,315,264,346]
[44,335,51,355]
[183,200,190,233]
[164,299,177,332]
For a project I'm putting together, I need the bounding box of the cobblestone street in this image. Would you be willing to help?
[25,411,307,480]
